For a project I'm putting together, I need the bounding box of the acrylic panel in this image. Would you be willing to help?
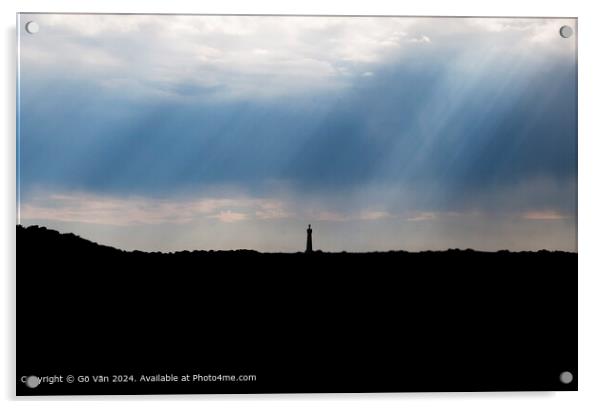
[16,13,577,395]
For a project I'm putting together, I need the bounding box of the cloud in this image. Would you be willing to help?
[522,210,569,220]
[359,211,392,220]
[20,15,573,101]
[307,210,408,222]
[254,201,294,220]
[312,211,348,222]
[407,212,438,222]
[408,35,431,43]
[20,192,292,226]
[19,15,426,100]
[18,191,395,226]
[209,210,248,223]
[19,16,577,199]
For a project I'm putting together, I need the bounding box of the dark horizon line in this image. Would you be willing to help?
[16,224,578,256]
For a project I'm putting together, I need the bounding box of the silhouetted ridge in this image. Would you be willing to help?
[18,224,120,252]
[16,224,575,255]
[17,223,576,394]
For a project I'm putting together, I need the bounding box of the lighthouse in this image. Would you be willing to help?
[306,224,313,253]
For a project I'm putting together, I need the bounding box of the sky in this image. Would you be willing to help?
[17,14,577,252]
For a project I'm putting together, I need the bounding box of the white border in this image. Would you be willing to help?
[3,1,601,408]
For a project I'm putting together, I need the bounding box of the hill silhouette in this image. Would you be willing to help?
[17,225,577,394]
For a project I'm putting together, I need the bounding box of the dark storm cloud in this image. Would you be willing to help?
[19,41,576,209]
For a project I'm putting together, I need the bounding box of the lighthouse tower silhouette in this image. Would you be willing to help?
[306,224,313,253]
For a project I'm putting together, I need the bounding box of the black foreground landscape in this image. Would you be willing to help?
[17,225,577,395]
